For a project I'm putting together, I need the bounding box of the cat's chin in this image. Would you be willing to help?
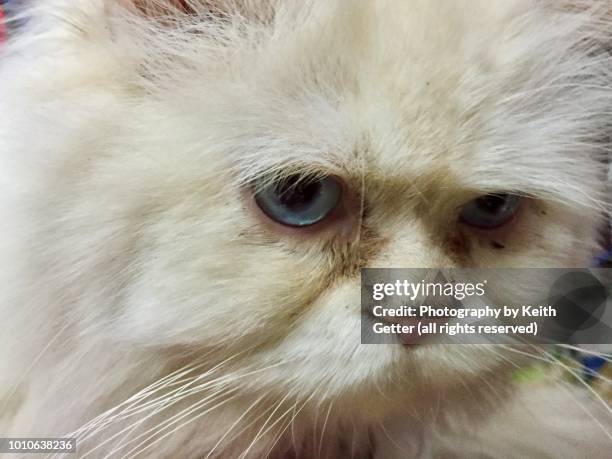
[249,428,378,459]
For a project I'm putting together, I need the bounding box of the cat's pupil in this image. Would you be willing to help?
[276,179,321,211]
[476,194,509,214]
[459,192,521,229]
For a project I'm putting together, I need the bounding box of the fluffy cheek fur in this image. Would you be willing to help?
[0,0,611,452]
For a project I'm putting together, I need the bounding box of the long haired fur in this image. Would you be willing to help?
[0,1,611,457]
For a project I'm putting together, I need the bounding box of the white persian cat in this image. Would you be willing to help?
[0,0,611,457]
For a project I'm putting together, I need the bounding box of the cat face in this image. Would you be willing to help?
[3,0,609,418]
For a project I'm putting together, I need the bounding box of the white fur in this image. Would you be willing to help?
[0,1,611,457]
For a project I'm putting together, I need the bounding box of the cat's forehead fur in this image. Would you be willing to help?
[97,0,608,210]
[16,1,607,202]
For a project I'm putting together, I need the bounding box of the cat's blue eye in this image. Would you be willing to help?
[254,175,342,227]
[459,193,521,229]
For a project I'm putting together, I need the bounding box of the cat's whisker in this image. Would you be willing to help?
[98,358,297,458]
[121,366,237,414]
[317,397,334,458]
[495,343,601,376]
[260,380,326,459]
[70,357,207,430]
[94,376,216,452]
[204,391,271,459]
[262,399,300,459]
[75,347,253,441]
[493,344,556,365]
[219,394,288,450]
[76,361,222,441]
[238,389,295,459]
[501,344,612,387]
[290,398,300,454]
[105,383,239,454]
[526,343,612,415]
[76,373,202,440]
[79,355,252,455]
[137,359,295,455]
[83,384,234,458]
[555,379,612,442]
[122,389,242,459]
[554,344,612,361]
[580,367,612,385]
[290,381,327,456]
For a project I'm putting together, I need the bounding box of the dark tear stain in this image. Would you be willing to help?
[491,240,506,250]
[329,225,387,279]
[447,229,472,260]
